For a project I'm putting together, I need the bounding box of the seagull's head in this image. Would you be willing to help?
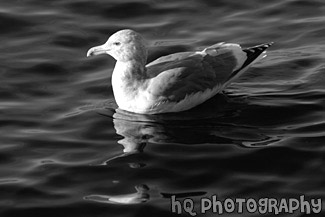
[87,29,147,64]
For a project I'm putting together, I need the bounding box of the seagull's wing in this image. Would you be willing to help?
[146,51,194,67]
[145,51,195,78]
[145,42,272,102]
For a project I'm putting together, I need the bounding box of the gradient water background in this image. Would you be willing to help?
[0,0,324,216]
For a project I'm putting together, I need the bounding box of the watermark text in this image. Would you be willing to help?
[171,195,322,216]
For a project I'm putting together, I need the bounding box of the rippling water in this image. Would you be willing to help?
[0,0,324,216]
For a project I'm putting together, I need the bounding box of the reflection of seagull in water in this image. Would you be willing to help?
[87,29,272,114]
[84,185,149,204]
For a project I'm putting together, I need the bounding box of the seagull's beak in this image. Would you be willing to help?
[87,44,109,57]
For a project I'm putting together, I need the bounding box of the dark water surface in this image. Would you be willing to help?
[0,0,324,216]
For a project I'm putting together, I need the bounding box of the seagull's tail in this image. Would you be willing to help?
[225,42,274,85]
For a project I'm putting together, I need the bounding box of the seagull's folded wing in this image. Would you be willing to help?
[145,48,239,102]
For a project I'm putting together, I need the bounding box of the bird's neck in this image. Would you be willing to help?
[113,60,147,81]
[111,60,147,108]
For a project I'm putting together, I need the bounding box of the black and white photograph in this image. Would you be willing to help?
[0,0,324,216]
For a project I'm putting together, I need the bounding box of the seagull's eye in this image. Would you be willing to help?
[113,42,121,46]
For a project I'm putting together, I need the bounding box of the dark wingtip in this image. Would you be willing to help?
[242,42,273,62]
[244,42,274,53]
[225,42,273,82]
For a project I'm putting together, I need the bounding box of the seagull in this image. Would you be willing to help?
[87,29,272,114]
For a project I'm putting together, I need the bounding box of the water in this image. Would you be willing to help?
[0,0,324,216]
